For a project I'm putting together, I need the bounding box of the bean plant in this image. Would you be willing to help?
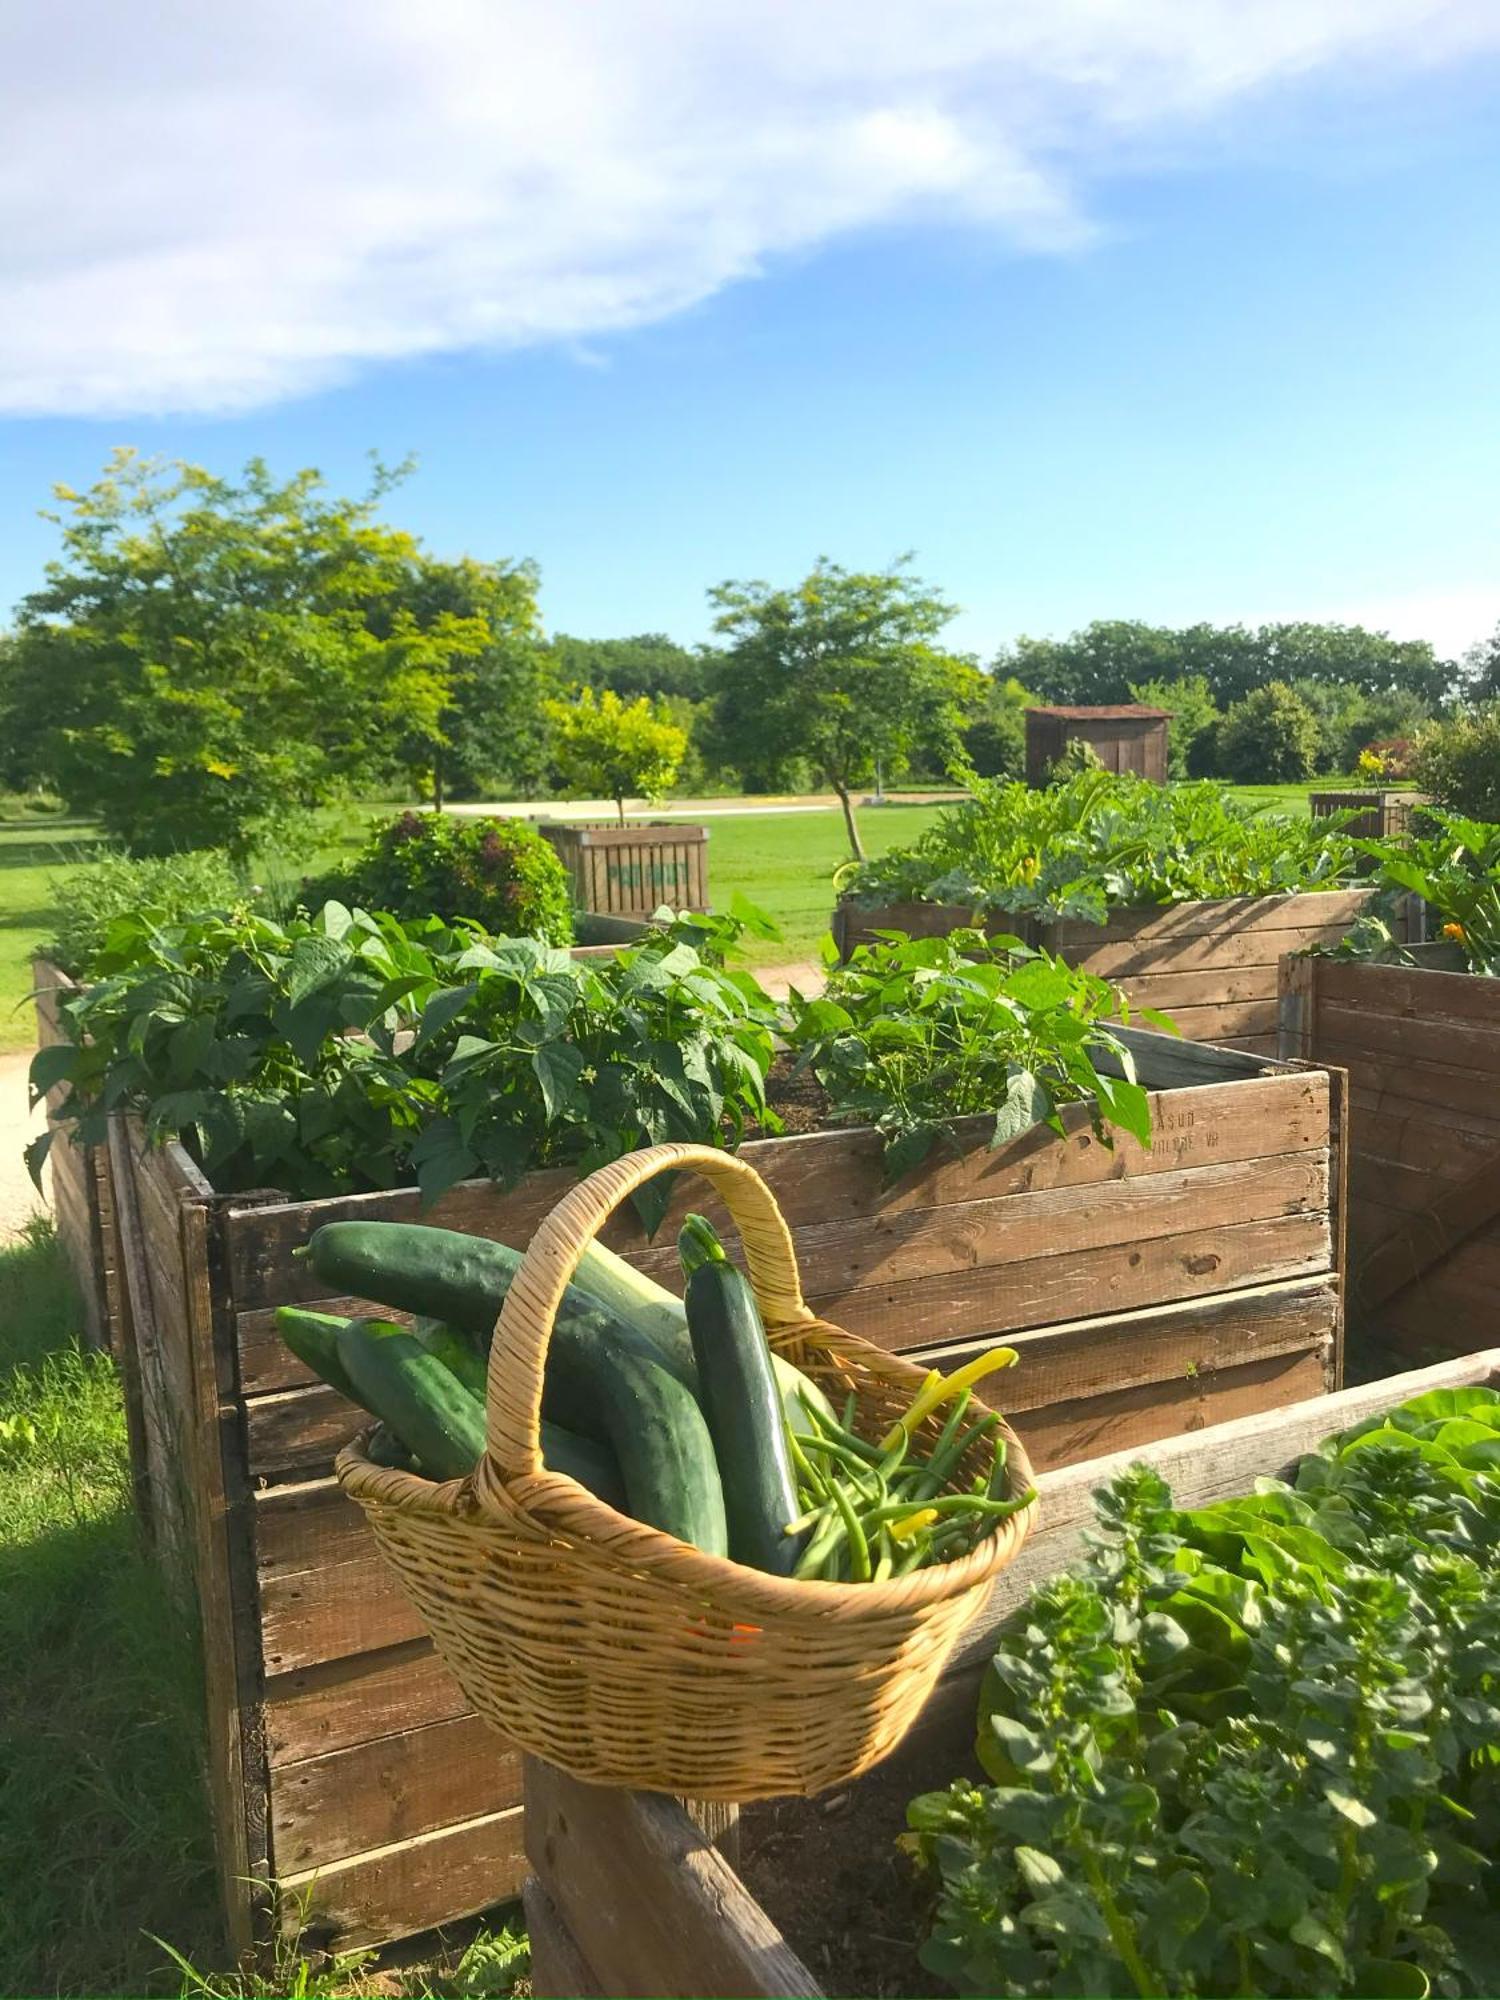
[841,771,1356,924]
[908,1390,1500,1997]
[1323,811,1500,976]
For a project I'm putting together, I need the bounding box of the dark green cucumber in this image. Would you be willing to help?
[679,1214,804,1577]
[275,1306,369,1409]
[365,1422,418,1471]
[305,1226,726,1553]
[413,1317,488,1401]
[337,1319,486,1481]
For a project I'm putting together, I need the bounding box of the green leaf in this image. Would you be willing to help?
[413,983,480,1052]
[531,1043,586,1122]
[990,1069,1051,1150]
[27,1043,77,1099]
[410,1119,479,1204]
[285,933,353,1008]
[1323,1787,1377,1828]
[23,1130,54,1191]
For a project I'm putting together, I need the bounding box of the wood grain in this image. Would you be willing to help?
[278,1807,528,1952]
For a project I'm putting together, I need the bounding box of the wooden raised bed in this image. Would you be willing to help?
[101,1027,1344,1956]
[539,820,708,918]
[523,1344,1500,2000]
[833,888,1404,1054]
[1280,950,1500,1362]
[32,958,118,1351]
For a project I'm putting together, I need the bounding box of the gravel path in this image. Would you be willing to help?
[0,1048,46,1243]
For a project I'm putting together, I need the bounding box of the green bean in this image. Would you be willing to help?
[794,1506,843,1580]
[801,1400,882,1465]
[830,1477,872,1583]
[796,1434,882,1500]
[862,1489,1031,1527]
[787,1427,832,1503]
[841,1390,859,1432]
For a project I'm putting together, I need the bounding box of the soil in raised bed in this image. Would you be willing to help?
[737,1698,978,1998]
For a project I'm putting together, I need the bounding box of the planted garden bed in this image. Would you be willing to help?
[834,889,1391,1055]
[523,1344,1500,1999]
[1280,948,1500,1362]
[92,1023,1346,1957]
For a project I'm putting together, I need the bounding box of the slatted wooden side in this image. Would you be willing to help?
[1280,956,1500,1362]
[835,890,1389,1053]
[540,822,709,918]
[123,1032,1343,1957]
[32,958,119,1350]
[526,1347,1500,2000]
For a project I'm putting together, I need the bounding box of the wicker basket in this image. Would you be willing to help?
[336,1142,1039,1798]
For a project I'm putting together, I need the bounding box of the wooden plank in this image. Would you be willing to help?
[954,1348,1500,1669]
[279,1806,528,1953]
[260,1530,423,1671]
[1303,1040,1500,1124]
[806,1210,1332,1351]
[1008,1343,1331,1473]
[1357,1146,1500,1312]
[245,1380,366,1479]
[1318,999,1500,1077]
[226,1068,1330,1320]
[270,1713,519,1874]
[1346,1102,1499,1180]
[526,1877,606,2000]
[1313,958,1500,1025]
[1043,888,1376,950]
[626,1154,1330,1301]
[524,1760,820,2000]
[264,1640,470,1764]
[1108,997,1279,1043]
[1085,922,1380,981]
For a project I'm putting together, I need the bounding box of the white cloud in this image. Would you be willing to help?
[1319,587,1500,660]
[1,0,1495,414]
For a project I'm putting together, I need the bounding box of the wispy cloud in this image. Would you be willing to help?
[1,0,1494,415]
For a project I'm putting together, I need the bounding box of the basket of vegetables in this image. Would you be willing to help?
[317,1142,1037,1798]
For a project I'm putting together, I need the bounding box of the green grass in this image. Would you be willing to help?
[0,1221,221,1994]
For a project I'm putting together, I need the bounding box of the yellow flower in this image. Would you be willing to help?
[1442,922,1467,942]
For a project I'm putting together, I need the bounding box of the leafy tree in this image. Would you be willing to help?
[963,675,1034,779]
[1002,618,1455,710]
[550,631,712,703]
[1461,622,1500,700]
[4,451,481,855]
[1413,704,1500,821]
[544,686,687,823]
[708,558,978,859]
[1128,674,1221,779]
[380,556,554,805]
[1216,680,1321,783]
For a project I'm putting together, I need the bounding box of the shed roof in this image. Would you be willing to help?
[1028,705,1173,721]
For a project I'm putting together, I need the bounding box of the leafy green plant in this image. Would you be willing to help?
[1414,706,1500,823]
[28,903,780,1229]
[43,844,246,978]
[785,929,1159,1180]
[301,810,573,945]
[1321,811,1500,975]
[907,1389,1500,1997]
[840,771,1354,924]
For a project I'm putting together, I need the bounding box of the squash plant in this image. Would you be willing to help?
[840,771,1356,924]
[908,1390,1500,1997]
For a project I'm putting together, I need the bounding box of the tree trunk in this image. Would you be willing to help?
[615,793,627,827]
[832,774,865,861]
[433,760,445,813]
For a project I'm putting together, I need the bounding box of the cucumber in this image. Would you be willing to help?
[365,1421,418,1471]
[305,1226,727,1554]
[337,1319,485,1481]
[413,1317,488,1401]
[679,1214,804,1577]
[300,1219,833,1433]
[275,1306,369,1409]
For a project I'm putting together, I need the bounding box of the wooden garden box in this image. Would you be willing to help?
[32,958,119,1351]
[1280,950,1500,1362]
[834,888,1401,1054]
[538,820,708,919]
[1308,790,1427,842]
[522,1345,1500,2000]
[99,1027,1344,1958]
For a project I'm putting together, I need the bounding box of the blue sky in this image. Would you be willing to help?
[2,3,1497,662]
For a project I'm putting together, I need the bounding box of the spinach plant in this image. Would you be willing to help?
[841,771,1355,924]
[785,929,1158,1181]
[907,1390,1500,1997]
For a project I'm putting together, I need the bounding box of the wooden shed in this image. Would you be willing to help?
[1025,704,1171,786]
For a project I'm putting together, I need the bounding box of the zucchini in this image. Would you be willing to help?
[679,1214,804,1576]
[304,1226,727,1553]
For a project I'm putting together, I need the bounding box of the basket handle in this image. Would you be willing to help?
[485,1142,816,1478]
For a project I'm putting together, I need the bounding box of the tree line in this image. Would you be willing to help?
[0,450,1485,857]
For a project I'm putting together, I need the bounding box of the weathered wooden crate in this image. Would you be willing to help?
[104,1026,1344,1957]
[523,1345,1500,2000]
[539,820,708,918]
[834,888,1397,1054]
[1308,789,1428,842]
[1280,951,1500,1361]
[32,958,119,1351]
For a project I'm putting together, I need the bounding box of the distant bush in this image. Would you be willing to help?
[1413,706,1500,822]
[0,789,64,821]
[304,811,573,943]
[1216,681,1321,784]
[44,847,244,977]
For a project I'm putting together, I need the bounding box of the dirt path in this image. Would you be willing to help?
[0,1048,46,1242]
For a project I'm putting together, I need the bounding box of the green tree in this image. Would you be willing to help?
[708,558,977,859]
[963,675,1035,779]
[1216,680,1322,783]
[1127,674,1221,778]
[381,556,554,805]
[4,451,481,855]
[549,631,711,703]
[1413,704,1500,821]
[544,686,687,823]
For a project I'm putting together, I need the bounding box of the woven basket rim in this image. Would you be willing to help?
[336,1349,1039,1623]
